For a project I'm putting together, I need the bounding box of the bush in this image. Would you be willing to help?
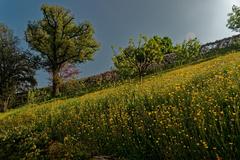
[27,88,52,104]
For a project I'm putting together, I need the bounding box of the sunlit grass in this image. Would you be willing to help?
[1,52,240,159]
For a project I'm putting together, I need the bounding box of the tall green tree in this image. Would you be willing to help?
[25,4,100,97]
[0,23,38,112]
[113,35,167,78]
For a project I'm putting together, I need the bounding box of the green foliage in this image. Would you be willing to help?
[160,37,174,54]
[25,4,100,97]
[227,5,240,32]
[0,23,37,112]
[113,35,173,78]
[27,88,51,104]
[175,38,201,65]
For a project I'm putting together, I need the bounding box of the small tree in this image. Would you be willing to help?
[0,23,38,112]
[113,35,167,78]
[25,4,100,97]
[175,38,201,65]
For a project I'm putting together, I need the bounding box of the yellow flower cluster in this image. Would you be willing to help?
[1,52,240,159]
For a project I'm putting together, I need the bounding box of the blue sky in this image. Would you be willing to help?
[0,0,239,87]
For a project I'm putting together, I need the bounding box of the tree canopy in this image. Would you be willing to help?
[174,38,201,65]
[113,35,172,78]
[25,4,100,96]
[227,5,240,32]
[0,23,38,112]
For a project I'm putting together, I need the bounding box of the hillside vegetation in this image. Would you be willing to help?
[1,52,240,159]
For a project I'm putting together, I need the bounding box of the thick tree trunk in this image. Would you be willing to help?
[52,69,61,97]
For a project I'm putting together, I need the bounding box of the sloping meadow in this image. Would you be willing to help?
[1,52,240,159]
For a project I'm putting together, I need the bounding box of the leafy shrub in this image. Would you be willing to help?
[175,38,201,65]
[27,88,51,104]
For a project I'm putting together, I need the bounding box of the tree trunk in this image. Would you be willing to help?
[138,67,144,82]
[52,69,61,97]
[0,98,9,112]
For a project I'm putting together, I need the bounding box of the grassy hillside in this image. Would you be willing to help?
[1,52,240,159]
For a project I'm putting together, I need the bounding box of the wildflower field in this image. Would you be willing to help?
[1,52,240,159]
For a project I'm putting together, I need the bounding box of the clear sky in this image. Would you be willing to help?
[0,0,239,87]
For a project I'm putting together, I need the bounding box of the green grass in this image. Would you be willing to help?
[1,52,240,159]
